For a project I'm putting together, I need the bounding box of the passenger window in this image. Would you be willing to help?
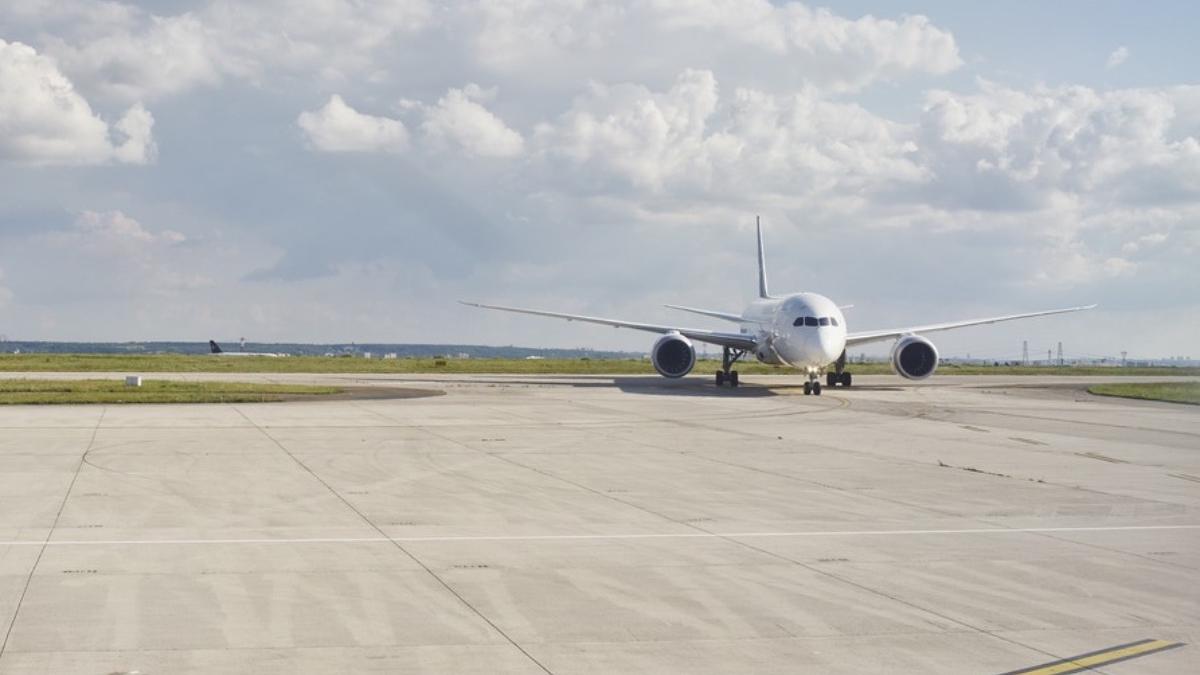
[793,317,803,326]
[830,317,839,327]
[804,317,817,326]
[818,317,830,326]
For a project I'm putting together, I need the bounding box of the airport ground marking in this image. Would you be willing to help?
[1,524,1197,547]
[998,638,1185,675]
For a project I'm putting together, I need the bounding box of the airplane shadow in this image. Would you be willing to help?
[358,375,904,398]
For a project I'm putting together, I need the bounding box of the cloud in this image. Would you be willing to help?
[42,13,219,103]
[0,39,156,165]
[469,0,961,92]
[917,81,1200,210]
[297,95,410,153]
[71,210,186,244]
[1106,46,1129,69]
[420,85,525,158]
[0,266,12,309]
[12,1,957,106]
[1,210,226,307]
[533,69,922,196]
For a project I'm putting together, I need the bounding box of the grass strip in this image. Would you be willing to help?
[1,354,1197,377]
[1088,382,1200,405]
[0,379,342,405]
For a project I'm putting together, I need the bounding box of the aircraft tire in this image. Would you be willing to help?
[730,371,739,387]
[813,382,822,396]
[803,381,812,395]
[715,371,726,386]
[841,372,852,387]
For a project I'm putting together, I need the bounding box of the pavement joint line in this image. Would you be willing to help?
[233,404,556,675]
[3,525,1198,547]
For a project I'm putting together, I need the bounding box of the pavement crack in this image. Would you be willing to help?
[0,406,107,660]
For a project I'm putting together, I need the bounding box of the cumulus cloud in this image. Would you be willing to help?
[11,1,957,105]
[420,85,525,158]
[297,95,410,153]
[918,81,1200,210]
[534,69,921,195]
[0,39,156,165]
[1106,46,1129,69]
[469,0,961,92]
[12,1,432,102]
[42,13,219,103]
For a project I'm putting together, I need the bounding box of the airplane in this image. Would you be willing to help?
[208,340,283,357]
[463,219,1095,394]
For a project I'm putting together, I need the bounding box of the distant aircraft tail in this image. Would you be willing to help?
[209,340,223,354]
[756,216,771,299]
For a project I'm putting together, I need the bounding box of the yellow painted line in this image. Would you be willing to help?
[1001,638,1185,675]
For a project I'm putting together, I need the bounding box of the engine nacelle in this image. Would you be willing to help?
[651,333,696,378]
[891,335,939,380]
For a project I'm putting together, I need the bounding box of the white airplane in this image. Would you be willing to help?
[208,340,283,357]
[463,220,1095,394]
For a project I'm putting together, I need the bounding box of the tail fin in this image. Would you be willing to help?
[756,216,770,299]
[209,340,223,354]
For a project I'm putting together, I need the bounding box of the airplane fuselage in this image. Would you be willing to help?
[741,292,846,371]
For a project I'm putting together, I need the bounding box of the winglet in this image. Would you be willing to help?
[756,216,770,299]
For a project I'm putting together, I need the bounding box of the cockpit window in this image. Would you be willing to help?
[793,317,803,326]
[804,316,818,326]
[830,317,839,327]
[818,317,830,326]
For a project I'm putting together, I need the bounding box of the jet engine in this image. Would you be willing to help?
[891,335,939,380]
[651,333,696,378]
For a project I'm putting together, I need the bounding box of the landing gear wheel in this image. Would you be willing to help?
[813,382,822,396]
[826,372,836,387]
[729,371,739,387]
[803,381,812,395]
[715,371,726,387]
[840,372,852,387]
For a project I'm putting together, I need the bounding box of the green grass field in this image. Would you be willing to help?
[0,353,1196,377]
[0,379,342,405]
[1088,382,1200,405]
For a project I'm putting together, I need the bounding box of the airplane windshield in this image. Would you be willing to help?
[804,317,818,326]
[818,317,830,326]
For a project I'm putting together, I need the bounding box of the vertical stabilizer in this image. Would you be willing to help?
[209,340,223,354]
[756,216,770,298]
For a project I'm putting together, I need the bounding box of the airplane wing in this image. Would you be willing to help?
[663,304,745,323]
[845,304,1097,348]
[461,301,758,350]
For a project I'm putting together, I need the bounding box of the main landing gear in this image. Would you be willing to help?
[823,349,852,389]
[715,346,747,388]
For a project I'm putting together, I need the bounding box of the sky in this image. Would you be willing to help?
[0,0,1197,360]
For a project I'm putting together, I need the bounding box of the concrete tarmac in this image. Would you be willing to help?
[0,373,1196,674]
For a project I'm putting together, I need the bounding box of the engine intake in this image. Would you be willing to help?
[651,333,696,378]
[891,335,939,380]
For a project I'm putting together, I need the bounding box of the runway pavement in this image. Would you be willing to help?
[0,373,1196,673]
